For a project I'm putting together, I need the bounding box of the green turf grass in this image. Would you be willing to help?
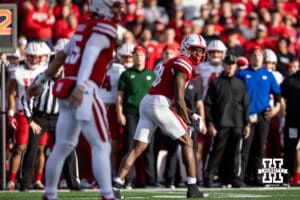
[0,187,300,200]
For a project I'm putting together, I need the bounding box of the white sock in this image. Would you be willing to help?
[114,177,125,185]
[45,143,74,198]
[90,142,115,195]
[187,177,197,184]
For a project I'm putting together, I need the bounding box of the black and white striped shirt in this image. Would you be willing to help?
[22,73,60,122]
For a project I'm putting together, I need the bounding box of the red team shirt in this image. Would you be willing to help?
[149,56,194,100]
[63,18,117,86]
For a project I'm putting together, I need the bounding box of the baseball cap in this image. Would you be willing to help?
[249,45,263,54]
[223,54,237,64]
[133,45,146,54]
[237,56,249,66]
[126,0,135,4]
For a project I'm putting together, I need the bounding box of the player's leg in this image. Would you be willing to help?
[81,93,115,199]
[7,112,29,190]
[156,103,207,198]
[34,132,49,189]
[44,102,81,200]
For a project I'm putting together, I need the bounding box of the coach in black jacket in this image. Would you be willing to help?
[203,54,251,188]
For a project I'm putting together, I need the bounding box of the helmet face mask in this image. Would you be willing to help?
[181,34,207,65]
[263,49,277,71]
[24,42,44,70]
[207,40,227,65]
[117,43,134,67]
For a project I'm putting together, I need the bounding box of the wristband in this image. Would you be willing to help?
[8,110,15,117]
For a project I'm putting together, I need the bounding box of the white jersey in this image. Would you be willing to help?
[99,63,126,104]
[194,61,223,99]
[269,70,284,107]
[10,64,47,109]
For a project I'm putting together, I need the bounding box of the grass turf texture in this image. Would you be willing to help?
[0,187,300,200]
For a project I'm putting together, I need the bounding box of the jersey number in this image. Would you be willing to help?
[23,78,34,90]
[0,9,12,35]
[65,34,83,64]
[152,64,164,87]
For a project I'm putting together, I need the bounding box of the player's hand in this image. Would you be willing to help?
[29,121,42,135]
[201,120,207,135]
[264,106,279,120]
[207,123,217,137]
[243,125,251,139]
[68,87,84,108]
[8,116,18,130]
[117,113,126,126]
[27,84,43,99]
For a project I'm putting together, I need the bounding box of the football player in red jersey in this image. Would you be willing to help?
[28,1,125,200]
[113,34,209,198]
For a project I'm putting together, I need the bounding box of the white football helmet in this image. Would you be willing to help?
[117,43,135,68]
[181,34,207,65]
[89,0,125,22]
[25,42,43,69]
[207,40,227,64]
[54,38,70,52]
[263,48,277,63]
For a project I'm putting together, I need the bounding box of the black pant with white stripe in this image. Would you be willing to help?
[20,114,80,190]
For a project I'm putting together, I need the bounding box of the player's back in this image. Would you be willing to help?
[149,56,193,100]
[64,17,117,86]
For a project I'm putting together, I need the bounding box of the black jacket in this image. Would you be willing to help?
[281,71,300,126]
[204,73,250,128]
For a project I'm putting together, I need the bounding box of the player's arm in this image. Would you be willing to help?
[76,33,110,89]
[68,33,110,108]
[174,69,190,124]
[116,90,126,126]
[7,79,18,129]
[45,51,67,78]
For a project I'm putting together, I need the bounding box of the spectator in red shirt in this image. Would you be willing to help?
[53,6,78,42]
[244,24,269,57]
[53,0,81,21]
[22,0,55,48]
[138,28,158,71]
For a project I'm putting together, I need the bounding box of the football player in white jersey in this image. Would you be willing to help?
[6,41,48,190]
[27,1,125,199]
[194,39,227,99]
[263,48,284,159]
[99,43,135,176]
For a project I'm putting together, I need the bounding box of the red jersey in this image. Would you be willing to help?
[64,18,117,86]
[149,56,193,100]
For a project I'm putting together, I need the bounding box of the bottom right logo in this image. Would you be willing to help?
[258,158,288,184]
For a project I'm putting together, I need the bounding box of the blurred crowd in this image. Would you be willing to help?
[1,0,300,191]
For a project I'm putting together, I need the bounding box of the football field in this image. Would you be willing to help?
[0,187,300,200]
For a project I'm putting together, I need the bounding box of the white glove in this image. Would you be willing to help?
[191,113,204,132]
[296,138,300,150]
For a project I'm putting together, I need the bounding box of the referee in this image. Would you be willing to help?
[20,70,80,191]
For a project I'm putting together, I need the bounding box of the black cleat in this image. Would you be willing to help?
[112,181,124,199]
[112,187,124,199]
[187,184,209,198]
